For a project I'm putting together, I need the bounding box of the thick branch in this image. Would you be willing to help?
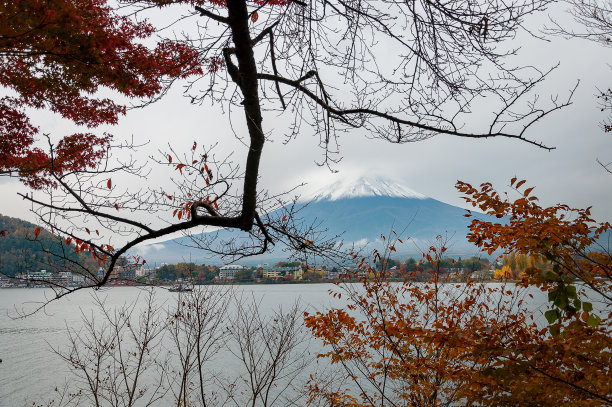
[226,0,266,231]
[194,6,228,24]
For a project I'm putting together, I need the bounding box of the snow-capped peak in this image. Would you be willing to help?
[303,176,427,201]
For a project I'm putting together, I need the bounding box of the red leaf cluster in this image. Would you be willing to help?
[0,0,203,187]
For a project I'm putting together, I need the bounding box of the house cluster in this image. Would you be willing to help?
[324,267,368,280]
[105,264,148,281]
[262,266,303,280]
[0,263,151,288]
[217,264,304,281]
[216,264,369,282]
[7,270,91,287]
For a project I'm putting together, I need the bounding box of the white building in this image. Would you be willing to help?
[71,272,87,284]
[135,265,147,278]
[262,266,302,280]
[219,264,245,280]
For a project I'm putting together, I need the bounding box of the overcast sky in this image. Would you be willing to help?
[1,3,611,228]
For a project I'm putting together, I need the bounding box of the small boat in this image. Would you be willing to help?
[168,284,192,292]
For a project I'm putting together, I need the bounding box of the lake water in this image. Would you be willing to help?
[0,284,347,406]
[0,283,553,406]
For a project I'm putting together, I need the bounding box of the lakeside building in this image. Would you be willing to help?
[325,270,340,279]
[72,272,87,285]
[135,265,147,278]
[26,270,72,286]
[471,269,495,280]
[108,265,137,281]
[219,264,246,280]
[13,270,93,286]
[262,266,303,280]
[326,267,367,280]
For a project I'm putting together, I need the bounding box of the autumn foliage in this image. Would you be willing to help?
[457,179,611,328]
[305,181,612,406]
[0,0,202,187]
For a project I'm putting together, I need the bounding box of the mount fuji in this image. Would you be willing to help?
[135,176,485,264]
[303,176,427,201]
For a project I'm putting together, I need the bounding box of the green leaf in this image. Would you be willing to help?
[544,270,557,281]
[549,325,560,337]
[565,285,577,299]
[583,302,593,312]
[587,314,601,328]
[556,295,568,310]
[545,309,559,324]
[573,299,581,311]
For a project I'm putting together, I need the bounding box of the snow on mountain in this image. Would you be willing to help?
[302,175,427,201]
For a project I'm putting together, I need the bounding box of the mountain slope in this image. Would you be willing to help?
[135,177,484,264]
[295,195,473,245]
[0,214,97,276]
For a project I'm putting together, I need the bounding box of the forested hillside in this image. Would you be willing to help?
[0,214,97,277]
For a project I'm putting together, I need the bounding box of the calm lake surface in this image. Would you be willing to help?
[0,284,345,406]
[0,284,552,406]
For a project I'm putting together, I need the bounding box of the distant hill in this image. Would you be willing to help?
[133,176,488,265]
[0,214,97,277]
